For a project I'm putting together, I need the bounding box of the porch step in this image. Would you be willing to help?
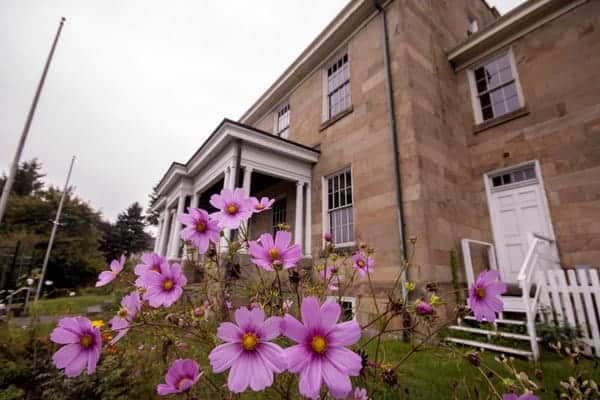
[449,325,537,342]
[445,337,533,358]
[463,316,526,326]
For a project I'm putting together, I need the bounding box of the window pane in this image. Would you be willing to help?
[346,188,352,205]
[482,106,494,121]
[492,176,502,187]
[474,67,485,82]
[499,67,513,84]
[492,101,506,117]
[496,54,510,70]
[476,79,487,93]
[503,83,517,99]
[479,93,491,108]
[490,89,504,106]
[506,96,520,113]
[524,167,535,180]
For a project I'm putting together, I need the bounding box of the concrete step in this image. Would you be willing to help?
[445,337,533,358]
[463,316,526,326]
[448,325,537,341]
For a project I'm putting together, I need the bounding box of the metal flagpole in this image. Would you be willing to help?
[0,17,66,225]
[34,156,75,303]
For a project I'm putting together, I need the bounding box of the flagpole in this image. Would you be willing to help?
[0,17,66,225]
[34,155,75,303]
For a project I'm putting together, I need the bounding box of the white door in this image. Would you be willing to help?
[487,164,554,283]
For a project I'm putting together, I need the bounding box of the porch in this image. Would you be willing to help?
[151,119,319,261]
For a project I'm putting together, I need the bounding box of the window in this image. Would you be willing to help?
[276,103,290,139]
[327,296,356,321]
[272,198,287,234]
[326,169,354,245]
[491,165,536,189]
[471,51,522,122]
[325,52,351,120]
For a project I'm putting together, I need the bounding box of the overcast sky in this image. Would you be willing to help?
[0,0,524,222]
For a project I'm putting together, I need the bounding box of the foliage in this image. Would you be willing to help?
[450,248,461,304]
[0,186,106,289]
[28,294,113,316]
[145,185,160,226]
[99,202,152,261]
[0,158,45,197]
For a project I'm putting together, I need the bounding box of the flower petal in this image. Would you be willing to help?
[298,355,322,399]
[209,343,243,373]
[217,322,242,342]
[301,297,321,331]
[321,358,352,399]
[326,320,361,347]
[256,342,286,373]
[258,316,281,341]
[227,352,252,393]
[281,314,308,343]
[320,299,341,331]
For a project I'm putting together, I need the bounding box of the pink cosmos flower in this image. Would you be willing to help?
[469,270,507,323]
[320,266,342,291]
[248,230,302,271]
[324,232,332,242]
[193,300,211,319]
[142,262,188,308]
[209,307,286,393]
[250,196,275,213]
[134,252,166,288]
[353,387,369,400]
[416,301,433,316]
[109,291,142,345]
[352,252,374,277]
[281,297,362,399]
[209,188,253,229]
[502,394,539,400]
[95,255,125,287]
[157,359,202,396]
[50,316,102,377]
[177,207,220,253]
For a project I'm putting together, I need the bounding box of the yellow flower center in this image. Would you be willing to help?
[311,335,327,354]
[163,279,174,291]
[176,377,190,390]
[256,203,264,210]
[80,333,93,349]
[227,204,238,215]
[117,308,129,318]
[476,287,486,299]
[269,247,280,260]
[195,222,206,233]
[241,332,258,351]
[91,320,104,328]
[357,260,365,268]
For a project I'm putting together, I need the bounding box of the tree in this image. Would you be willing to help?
[100,202,152,261]
[0,186,106,289]
[0,158,45,196]
[145,185,160,226]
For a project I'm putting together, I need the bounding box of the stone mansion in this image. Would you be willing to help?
[151,0,600,303]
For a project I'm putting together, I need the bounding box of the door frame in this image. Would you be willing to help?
[483,160,557,281]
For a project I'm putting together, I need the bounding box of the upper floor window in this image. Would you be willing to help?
[325,169,354,245]
[276,103,290,139]
[325,51,351,120]
[470,50,523,123]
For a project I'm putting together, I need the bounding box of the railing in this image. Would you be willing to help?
[1,287,32,318]
[517,232,561,360]
[460,238,498,290]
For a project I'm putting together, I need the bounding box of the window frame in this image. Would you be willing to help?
[322,167,355,248]
[273,102,290,139]
[322,49,351,122]
[468,48,525,125]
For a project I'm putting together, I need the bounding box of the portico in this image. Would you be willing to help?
[151,119,319,260]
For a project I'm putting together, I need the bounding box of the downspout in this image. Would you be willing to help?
[374,1,409,299]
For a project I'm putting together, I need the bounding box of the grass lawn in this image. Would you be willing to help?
[359,340,599,399]
[28,294,114,316]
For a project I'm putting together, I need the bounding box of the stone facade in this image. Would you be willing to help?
[153,0,600,313]
[239,0,599,296]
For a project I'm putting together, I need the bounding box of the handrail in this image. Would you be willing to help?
[461,238,498,291]
[3,287,31,317]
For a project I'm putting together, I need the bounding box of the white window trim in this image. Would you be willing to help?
[468,47,525,125]
[321,48,351,123]
[327,296,357,321]
[321,167,356,248]
[273,101,290,139]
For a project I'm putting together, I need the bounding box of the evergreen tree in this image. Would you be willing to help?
[0,158,45,196]
[145,185,160,225]
[100,203,152,261]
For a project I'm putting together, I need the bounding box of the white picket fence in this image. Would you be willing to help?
[538,268,600,356]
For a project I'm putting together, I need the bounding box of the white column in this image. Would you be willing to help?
[191,191,199,209]
[304,182,312,256]
[223,167,231,191]
[294,181,304,249]
[169,195,186,259]
[153,217,163,252]
[158,209,170,256]
[242,167,253,196]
